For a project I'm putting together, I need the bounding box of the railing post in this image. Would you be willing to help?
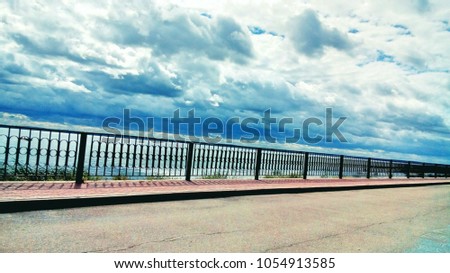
[254,148,262,180]
[338,155,344,179]
[3,130,11,180]
[303,152,309,179]
[388,160,393,179]
[366,158,371,179]
[422,163,426,179]
[75,133,87,185]
[406,161,411,179]
[185,142,194,181]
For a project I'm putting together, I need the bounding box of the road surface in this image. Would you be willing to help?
[1,185,449,252]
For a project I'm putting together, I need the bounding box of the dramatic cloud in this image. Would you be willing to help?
[289,10,352,57]
[94,8,254,63]
[80,69,184,97]
[0,0,449,164]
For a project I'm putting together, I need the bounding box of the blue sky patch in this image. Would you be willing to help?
[392,24,412,35]
[248,26,266,35]
[200,12,212,19]
[376,50,395,63]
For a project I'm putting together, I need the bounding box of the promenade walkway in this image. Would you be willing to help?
[1,178,448,213]
[0,178,448,201]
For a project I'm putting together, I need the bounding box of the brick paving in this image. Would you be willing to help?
[0,178,448,202]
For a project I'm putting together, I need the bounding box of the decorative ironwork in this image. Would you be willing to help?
[260,150,305,178]
[1,124,449,182]
[0,126,79,181]
[191,144,256,178]
[84,134,188,179]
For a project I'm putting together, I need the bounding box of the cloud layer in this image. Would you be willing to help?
[0,0,449,163]
[289,9,352,56]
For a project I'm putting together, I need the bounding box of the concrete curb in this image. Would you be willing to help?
[1,181,449,213]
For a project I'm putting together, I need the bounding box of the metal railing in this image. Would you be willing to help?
[1,124,449,183]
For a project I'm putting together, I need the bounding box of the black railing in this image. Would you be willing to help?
[0,124,449,183]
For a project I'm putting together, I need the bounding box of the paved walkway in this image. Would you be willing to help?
[1,178,449,202]
[1,185,449,252]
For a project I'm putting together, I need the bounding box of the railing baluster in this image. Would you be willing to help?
[87,134,94,177]
[14,129,22,177]
[111,136,117,169]
[214,147,219,172]
[286,152,291,175]
[388,160,393,179]
[45,131,52,180]
[244,149,250,176]
[179,143,185,176]
[150,141,156,176]
[131,138,137,177]
[201,145,206,175]
[25,130,32,178]
[236,148,241,175]
[173,142,178,176]
[185,142,194,181]
[168,143,174,176]
[138,140,144,176]
[223,148,229,175]
[35,131,42,179]
[162,144,168,176]
[231,148,237,175]
[124,139,130,177]
[64,134,71,179]
[195,145,201,172]
[265,151,270,176]
[210,148,216,175]
[406,161,411,179]
[95,137,101,177]
[250,149,256,175]
[282,152,287,175]
[242,149,247,176]
[157,142,162,177]
[145,141,150,177]
[218,148,223,174]
[2,128,11,180]
[118,139,124,176]
[55,132,61,177]
[303,152,309,179]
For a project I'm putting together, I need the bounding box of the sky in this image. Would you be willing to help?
[0,0,449,164]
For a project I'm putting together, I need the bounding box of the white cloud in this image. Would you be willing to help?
[208,94,224,107]
[289,9,353,57]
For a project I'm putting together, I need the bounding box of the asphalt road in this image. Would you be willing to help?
[1,185,449,252]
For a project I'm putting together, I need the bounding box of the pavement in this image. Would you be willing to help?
[0,177,449,212]
[1,184,449,252]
